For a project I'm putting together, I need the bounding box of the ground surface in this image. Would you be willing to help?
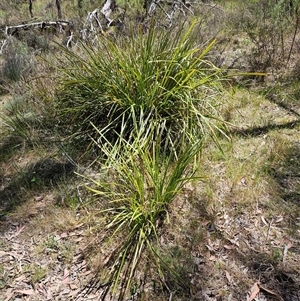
[1,88,300,301]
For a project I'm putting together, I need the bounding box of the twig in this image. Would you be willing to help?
[66,31,74,48]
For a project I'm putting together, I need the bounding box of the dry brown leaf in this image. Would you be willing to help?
[75,223,84,229]
[205,244,214,251]
[225,270,232,283]
[70,289,81,297]
[79,270,91,276]
[63,268,70,278]
[15,274,27,282]
[14,225,25,237]
[2,251,21,260]
[224,244,236,250]
[239,177,247,185]
[69,283,79,290]
[35,283,47,295]
[283,237,293,246]
[261,216,268,226]
[70,230,84,236]
[62,268,70,284]
[248,282,260,301]
[62,277,70,285]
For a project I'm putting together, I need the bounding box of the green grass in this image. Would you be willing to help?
[23,263,47,283]
[50,20,232,299]
[81,123,203,300]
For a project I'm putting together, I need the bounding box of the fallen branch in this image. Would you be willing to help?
[5,20,71,36]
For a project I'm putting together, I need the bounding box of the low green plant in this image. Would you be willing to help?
[82,123,203,300]
[43,235,60,252]
[54,20,228,151]
[0,92,50,146]
[1,111,36,141]
[59,241,75,263]
[23,263,47,283]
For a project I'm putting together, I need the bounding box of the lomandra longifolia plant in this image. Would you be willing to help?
[56,20,228,150]
[81,121,203,300]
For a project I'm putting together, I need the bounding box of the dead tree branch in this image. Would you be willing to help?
[4,21,71,36]
[147,0,194,26]
[101,0,116,23]
[0,39,7,54]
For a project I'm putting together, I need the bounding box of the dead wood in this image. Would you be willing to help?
[4,21,71,37]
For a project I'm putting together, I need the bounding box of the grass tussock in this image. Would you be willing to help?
[81,123,203,300]
[1,2,300,301]
[54,20,228,151]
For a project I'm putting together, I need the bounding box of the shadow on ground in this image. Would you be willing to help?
[271,143,300,208]
[0,157,75,220]
[231,119,300,137]
[240,142,300,301]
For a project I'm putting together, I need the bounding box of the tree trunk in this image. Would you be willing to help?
[78,0,83,17]
[29,0,33,18]
[56,0,62,19]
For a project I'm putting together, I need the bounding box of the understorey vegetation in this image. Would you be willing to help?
[0,1,300,301]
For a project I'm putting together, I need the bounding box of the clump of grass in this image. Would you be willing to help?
[54,20,228,151]
[0,39,35,83]
[82,122,202,300]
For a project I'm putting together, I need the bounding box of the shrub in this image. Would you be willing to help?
[227,0,299,74]
[0,39,35,82]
